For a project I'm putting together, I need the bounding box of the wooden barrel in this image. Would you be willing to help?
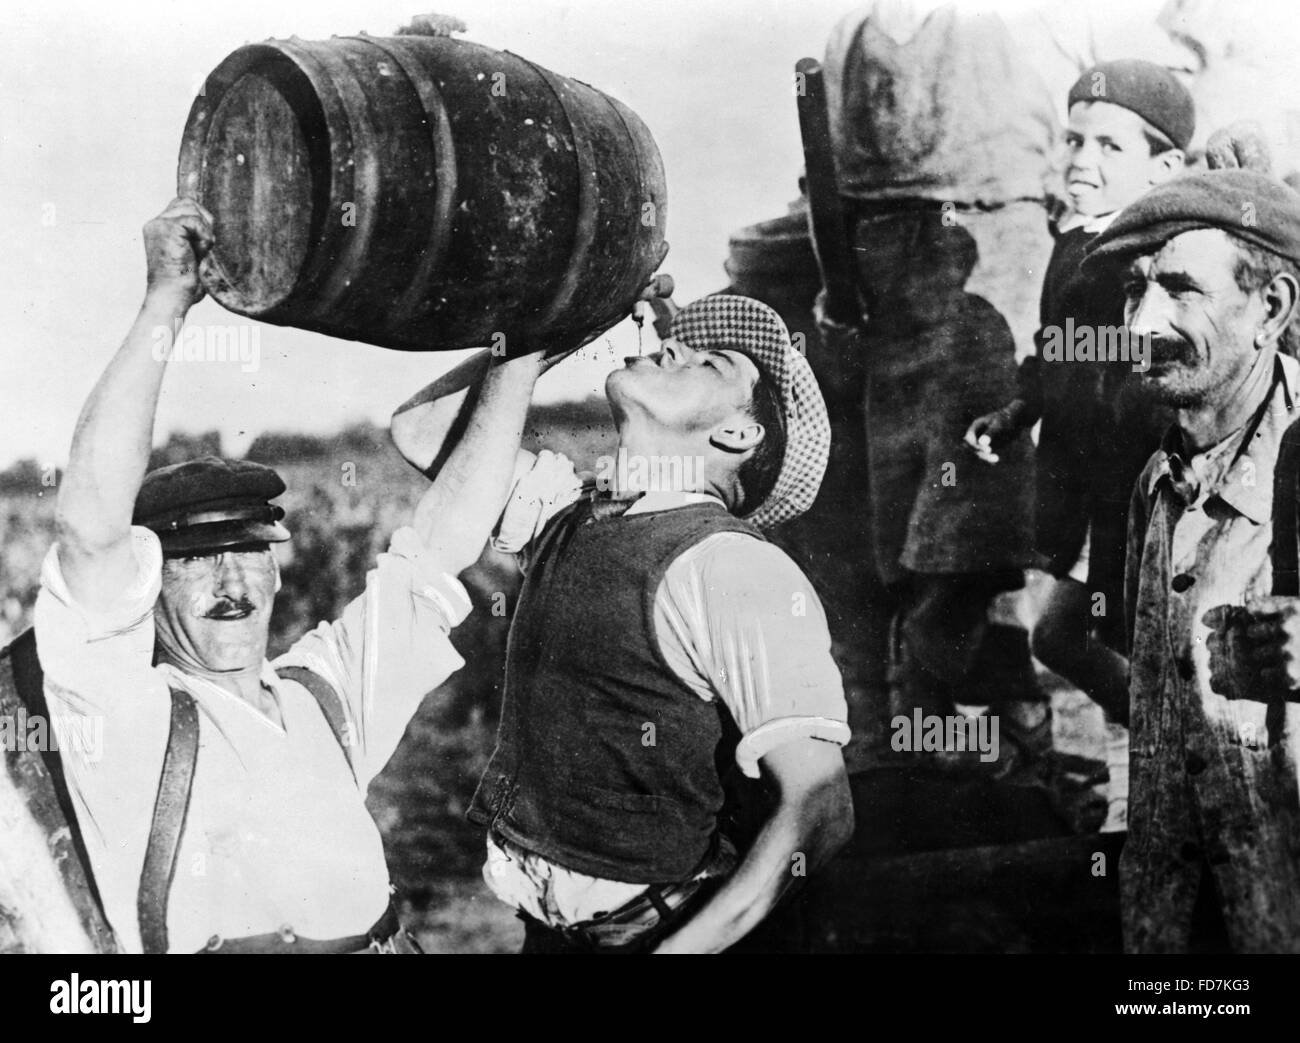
[178,35,668,352]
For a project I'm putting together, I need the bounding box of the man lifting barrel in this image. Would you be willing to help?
[33,197,550,953]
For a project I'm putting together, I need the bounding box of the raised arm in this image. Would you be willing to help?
[408,350,548,575]
[391,274,670,485]
[395,327,599,576]
[55,197,213,613]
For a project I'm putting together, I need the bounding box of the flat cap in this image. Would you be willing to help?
[133,456,290,555]
[1068,59,1195,153]
[1084,169,1300,272]
[670,294,831,529]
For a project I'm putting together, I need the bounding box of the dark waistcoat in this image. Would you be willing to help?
[468,497,764,883]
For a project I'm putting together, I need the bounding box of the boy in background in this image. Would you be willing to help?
[965,59,1194,827]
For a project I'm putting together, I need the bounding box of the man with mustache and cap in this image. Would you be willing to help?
[392,293,854,953]
[1084,168,1300,951]
[33,197,549,953]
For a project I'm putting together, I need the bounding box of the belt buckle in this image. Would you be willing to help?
[546,919,601,952]
[575,888,676,949]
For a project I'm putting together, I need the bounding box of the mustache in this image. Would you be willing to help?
[204,596,257,620]
[1148,336,1195,366]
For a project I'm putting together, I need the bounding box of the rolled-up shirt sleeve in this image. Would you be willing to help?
[35,527,168,723]
[490,449,584,561]
[274,525,472,785]
[654,533,849,778]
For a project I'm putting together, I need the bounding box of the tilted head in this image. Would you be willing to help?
[605,294,831,528]
[1084,169,1300,408]
[1064,59,1194,218]
[133,456,290,674]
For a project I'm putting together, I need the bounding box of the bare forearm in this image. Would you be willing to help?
[411,353,543,573]
[55,197,212,609]
[655,805,810,953]
[654,782,852,954]
[57,294,187,552]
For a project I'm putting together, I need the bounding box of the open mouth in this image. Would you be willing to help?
[1145,354,1188,376]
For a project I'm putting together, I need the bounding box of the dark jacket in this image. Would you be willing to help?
[1018,223,1173,634]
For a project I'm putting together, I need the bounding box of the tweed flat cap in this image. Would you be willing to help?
[670,294,831,529]
[1068,59,1195,152]
[134,456,290,554]
[1084,169,1300,272]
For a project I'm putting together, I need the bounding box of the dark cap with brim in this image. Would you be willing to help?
[1083,168,1300,273]
[134,456,290,555]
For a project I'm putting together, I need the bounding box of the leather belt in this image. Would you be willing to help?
[197,901,406,954]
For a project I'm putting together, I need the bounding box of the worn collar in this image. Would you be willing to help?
[1058,208,1121,236]
[624,490,726,516]
[160,660,286,735]
[1147,355,1299,524]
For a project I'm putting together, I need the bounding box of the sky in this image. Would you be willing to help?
[0,0,1233,468]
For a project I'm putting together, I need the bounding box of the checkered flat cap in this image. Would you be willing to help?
[670,294,831,529]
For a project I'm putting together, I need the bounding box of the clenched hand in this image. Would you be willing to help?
[143,196,214,309]
[1204,596,1300,700]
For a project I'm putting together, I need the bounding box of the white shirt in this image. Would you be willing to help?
[1057,209,1122,235]
[35,524,469,953]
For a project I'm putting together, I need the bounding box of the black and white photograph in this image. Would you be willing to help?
[1,0,1297,1008]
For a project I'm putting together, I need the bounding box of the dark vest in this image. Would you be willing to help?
[468,498,765,883]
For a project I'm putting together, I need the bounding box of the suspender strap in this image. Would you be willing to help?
[136,666,353,952]
[278,665,356,780]
[1272,414,1300,597]
[6,628,112,920]
[138,687,200,954]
